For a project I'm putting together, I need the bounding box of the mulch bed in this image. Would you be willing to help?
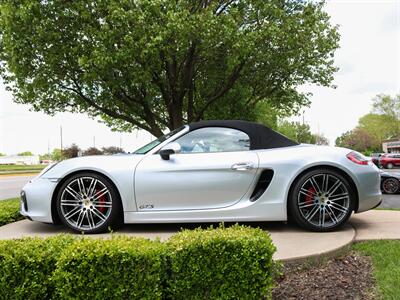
[272,252,376,299]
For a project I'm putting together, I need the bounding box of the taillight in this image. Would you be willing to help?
[346,151,369,165]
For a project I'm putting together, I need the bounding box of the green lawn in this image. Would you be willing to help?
[354,241,400,299]
[375,207,400,211]
[0,164,45,172]
[0,198,23,226]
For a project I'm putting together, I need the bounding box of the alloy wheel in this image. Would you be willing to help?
[297,173,351,229]
[382,178,399,194]
[59,176,113,231]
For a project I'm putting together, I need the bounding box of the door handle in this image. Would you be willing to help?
[231,162,254,171]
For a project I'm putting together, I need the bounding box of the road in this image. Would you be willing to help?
[379,194,400,209]
[0,175,36,200]
[0,171,399,208]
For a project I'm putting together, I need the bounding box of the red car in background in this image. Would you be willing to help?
[380,153,400,169]
[371,153,383,167]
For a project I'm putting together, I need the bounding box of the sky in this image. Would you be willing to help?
[0,0,399,155]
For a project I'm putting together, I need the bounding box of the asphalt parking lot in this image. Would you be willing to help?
[379,194,400,209]
[0,174,36,200]
[379,168,400,208]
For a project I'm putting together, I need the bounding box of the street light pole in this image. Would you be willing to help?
[60,126,63,151]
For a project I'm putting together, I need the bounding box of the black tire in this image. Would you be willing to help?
[288,168,355,232]
[56,172,122,234]
[381,178,399,194]
[386,163,394,169]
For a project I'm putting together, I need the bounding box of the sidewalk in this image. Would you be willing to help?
[350,210,400,241]
[0,210,399,261]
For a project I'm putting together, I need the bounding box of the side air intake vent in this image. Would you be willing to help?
[250,170,274,202]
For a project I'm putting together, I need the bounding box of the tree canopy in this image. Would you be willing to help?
[276,120,327,144]
[335,94,400,153]
[335,128,380,153]
[358,113,399,144]
[62,144,81,159]
[17,151,34,156]
[0,0,339,136]
[372,94,400,120]
[83,147,103,156]
[102,146,125,155]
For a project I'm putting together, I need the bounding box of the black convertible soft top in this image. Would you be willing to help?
[188,120,298,150]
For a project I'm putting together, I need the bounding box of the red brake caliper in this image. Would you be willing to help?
[95,189,107,213]
[306,187,316,205]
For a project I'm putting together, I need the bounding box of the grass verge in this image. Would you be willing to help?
[0,164,45,172]
[0,198,23,226]
[0,164,45,175]
[375,207,400,211]
[353,241,400,299]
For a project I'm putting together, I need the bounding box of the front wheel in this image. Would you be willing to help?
[56,172,122,233]
[288,169,355,232]
[386,163,394,169]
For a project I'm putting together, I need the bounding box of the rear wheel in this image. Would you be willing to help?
[382,178,399,194]
[386,163,394,169]
[56,172,122,233]
[288,169,355,231]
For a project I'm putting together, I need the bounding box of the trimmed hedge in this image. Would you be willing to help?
[0,236,74,299]
[53,237,167,299]
[0,225,276,299]
[167,224,276,299]
[0,198,24,226]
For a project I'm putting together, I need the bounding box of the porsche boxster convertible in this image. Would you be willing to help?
[21,120,382,233]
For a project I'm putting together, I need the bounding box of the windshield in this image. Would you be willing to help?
[134,126,185,154]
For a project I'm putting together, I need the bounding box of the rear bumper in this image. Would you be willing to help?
[356,192,382,213]
[354,164,382,213]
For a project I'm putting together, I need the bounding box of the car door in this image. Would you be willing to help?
[395,155,400,166]
[134,127,259,211]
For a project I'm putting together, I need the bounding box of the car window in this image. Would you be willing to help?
[174,127,250,153]
[134,126,185,154]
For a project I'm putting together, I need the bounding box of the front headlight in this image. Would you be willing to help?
[38,162,59,178]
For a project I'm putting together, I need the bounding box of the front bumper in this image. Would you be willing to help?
[20,178,58,223]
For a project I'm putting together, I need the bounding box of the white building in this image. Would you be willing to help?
[0,155,40,165]
[382,139,400,154]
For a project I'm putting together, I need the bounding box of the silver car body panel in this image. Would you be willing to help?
[21,126,381,224]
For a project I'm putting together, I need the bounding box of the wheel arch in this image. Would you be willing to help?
[51,169,124,224]
[286,165,360,217]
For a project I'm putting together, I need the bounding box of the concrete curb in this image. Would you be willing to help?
[275,227,356,265]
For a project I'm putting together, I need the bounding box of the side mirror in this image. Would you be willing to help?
[159,142,181,160]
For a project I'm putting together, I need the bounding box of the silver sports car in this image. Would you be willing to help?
[20,120,382,233]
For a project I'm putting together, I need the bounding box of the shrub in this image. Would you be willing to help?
[0,198,24,226]
[0,236,74,299]
[53,237,167,300]
[0,225,277,299]
[166,224,276,300]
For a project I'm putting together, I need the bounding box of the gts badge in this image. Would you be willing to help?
[139,204,154,209]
